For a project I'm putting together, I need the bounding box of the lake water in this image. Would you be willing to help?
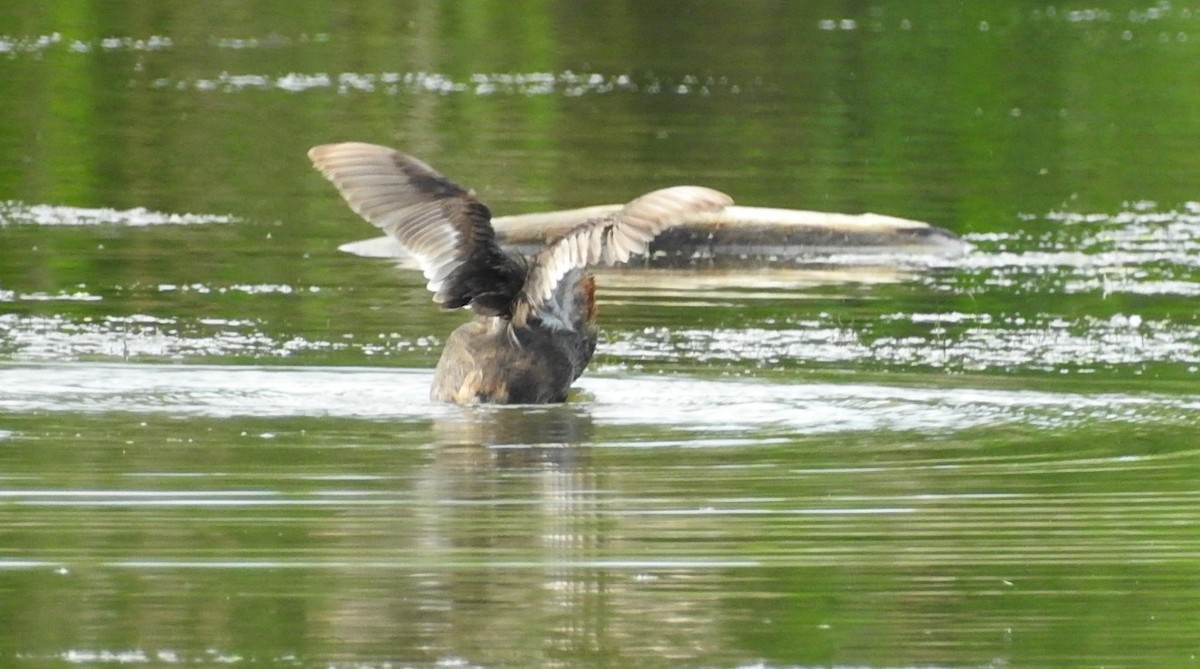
[2,3,1200,668]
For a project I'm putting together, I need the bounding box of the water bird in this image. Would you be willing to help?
[308,142,733,404]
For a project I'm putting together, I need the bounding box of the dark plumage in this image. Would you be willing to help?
[308,142,732,404]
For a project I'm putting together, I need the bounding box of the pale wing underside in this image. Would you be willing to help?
[520,186,734,310]
[308,142,506,307]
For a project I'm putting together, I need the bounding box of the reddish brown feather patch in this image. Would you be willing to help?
[583,275,597,323]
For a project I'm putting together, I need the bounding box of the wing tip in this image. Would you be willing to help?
[306,144,332,163]
[655,185,735,209]
[307,142,398,168]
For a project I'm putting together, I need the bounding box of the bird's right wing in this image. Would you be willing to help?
[308,142,524,316]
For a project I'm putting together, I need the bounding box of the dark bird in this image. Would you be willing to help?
[308,142,732,404]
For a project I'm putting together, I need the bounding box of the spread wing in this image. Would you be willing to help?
[308,142,524,316]
[518,186,733,313]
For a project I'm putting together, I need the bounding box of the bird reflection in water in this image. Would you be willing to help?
[431,402,594,469]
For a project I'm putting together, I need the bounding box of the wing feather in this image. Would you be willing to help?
[308,142,524,315]
[519,185,733,312]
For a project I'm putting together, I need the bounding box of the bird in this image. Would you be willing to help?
[308,142,733,404]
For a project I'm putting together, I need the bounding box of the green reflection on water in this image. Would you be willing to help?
[1,414,1199,667]
[2,1,1200,667]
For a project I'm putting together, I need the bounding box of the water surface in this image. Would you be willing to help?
[2,3,1200,668]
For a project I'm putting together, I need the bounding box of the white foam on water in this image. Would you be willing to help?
[0,201,237,227]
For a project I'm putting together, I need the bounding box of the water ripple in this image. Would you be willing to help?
[1,363,1194,435]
